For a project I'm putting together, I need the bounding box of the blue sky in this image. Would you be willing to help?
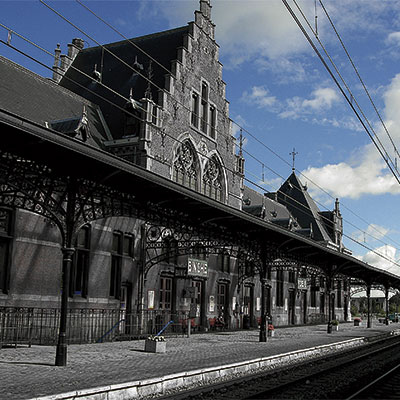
[2,0,400,275]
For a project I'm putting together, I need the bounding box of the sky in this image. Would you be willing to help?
[2,0,400,277]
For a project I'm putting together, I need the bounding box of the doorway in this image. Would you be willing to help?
[288,290,296,325]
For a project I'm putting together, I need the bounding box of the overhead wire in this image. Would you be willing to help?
[282,0,400,188]
[318,0,400,169]
[2,6,400,272]
[287,0,400,250]
[3,36,400,275]
[69,0,400,251]
[45,0,400,252]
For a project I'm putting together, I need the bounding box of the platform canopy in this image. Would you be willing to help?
[1,107,400,289]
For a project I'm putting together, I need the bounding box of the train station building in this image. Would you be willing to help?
[0,0,399,361]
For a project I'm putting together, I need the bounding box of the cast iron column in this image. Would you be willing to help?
[260,276,267,342]
[259,252,270,342]
[55,178,77,367]
[55,247,74,366]
[327,277,332,333]
[367,284,371,328]
[385,286,389,325]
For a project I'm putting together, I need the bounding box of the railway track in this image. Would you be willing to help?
[157,333,400,399]
[346,362,400,400]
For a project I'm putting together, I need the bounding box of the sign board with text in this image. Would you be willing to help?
[187,258,208,278]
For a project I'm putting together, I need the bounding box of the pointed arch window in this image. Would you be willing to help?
[203,157,224,202]
[173,141,199,191]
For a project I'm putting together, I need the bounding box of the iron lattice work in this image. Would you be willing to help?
[0,150,262,254]
[0,150,139,243]
[350,283,397,297]
[144,224,244,276]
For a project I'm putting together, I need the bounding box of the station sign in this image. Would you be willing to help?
[187,258,208,278]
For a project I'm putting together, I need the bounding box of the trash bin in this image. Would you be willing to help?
[243,315,250,329]
[354,319,361,326]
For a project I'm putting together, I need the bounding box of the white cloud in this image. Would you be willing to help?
[302,88,339,111]
[304,157,400,199]
[352,223,390,244]
[301,73,400,200]
[241,86,278,109]
[361,245,400,277]
[255,58,307,83]
[152,0,400,71]
[279,87,340,119]
[386,31,400,46]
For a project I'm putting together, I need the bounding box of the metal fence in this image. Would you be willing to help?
[0,307,190,347]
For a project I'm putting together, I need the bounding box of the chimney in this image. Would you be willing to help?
[68,38,85,60]
[52,38,84,83]
[52,43,62,82]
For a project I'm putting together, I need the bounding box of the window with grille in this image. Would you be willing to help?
[217,283,226,312]
[276,270,284,307]
[160,277,172,309]
[191,92,199,128]
[123,234,134,257]
[310,276,317,307]
[209,105,216,139]
[200,83,208,134]
[110,231,122,298]
[218,251,230,273]
[191,82,217,139]
[0,208,12,294]
[70,225,90,297]
[337,280,342,308]
[191,280,202,307]
[244,285,252,315]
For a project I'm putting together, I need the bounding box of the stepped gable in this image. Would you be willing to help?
[60,26,189,140]
[277,172,332,242]
[0,56,109,149]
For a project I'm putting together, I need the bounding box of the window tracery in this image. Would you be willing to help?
[203,157,224,201]
[173,141,199,191]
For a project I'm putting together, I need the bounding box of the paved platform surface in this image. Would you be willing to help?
[0,320,398,399]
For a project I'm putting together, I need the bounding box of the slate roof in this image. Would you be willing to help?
[243,175,337,242]
[60,26,189,139]
[243,186,297,231]
[277,172,332,242]
[0,56,109,149]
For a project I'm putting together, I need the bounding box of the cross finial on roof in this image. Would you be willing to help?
[290,148,298,171]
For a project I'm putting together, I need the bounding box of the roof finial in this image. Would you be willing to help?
[289,148,298,171]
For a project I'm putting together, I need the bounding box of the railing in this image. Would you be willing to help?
[0,307,190,347]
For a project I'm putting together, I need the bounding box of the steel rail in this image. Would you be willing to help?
[158,332,400,400]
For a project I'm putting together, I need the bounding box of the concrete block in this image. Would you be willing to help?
[144,339,166,353]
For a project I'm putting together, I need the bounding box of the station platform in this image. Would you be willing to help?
[1,320,399,400]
